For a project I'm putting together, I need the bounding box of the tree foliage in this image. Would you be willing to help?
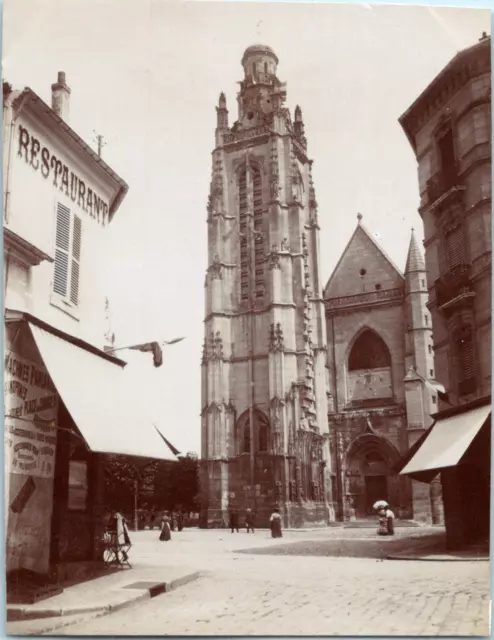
[103,453,199,514]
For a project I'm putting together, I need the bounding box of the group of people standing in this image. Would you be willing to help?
[159,511,185,542]
[228,507,283,538]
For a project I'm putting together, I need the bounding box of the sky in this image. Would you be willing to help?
[2,0,490,454]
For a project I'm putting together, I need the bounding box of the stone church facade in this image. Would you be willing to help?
[200,45,333,528]
[200,44,443,527]
[324,217,443,523]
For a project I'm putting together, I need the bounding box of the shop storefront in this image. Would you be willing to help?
[399,396,491,549]
[5,310,176,584]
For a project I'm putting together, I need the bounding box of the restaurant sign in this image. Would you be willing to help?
[4,352,58,480]
[17,123,110,224]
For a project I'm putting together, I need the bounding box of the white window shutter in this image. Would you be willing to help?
[70,215,82,305]
[53,204,71,297]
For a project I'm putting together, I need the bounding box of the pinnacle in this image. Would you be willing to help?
[405,228,425,273]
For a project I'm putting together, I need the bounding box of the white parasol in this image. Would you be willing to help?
[373,500,389,510]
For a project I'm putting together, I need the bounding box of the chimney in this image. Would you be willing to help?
[51,71,71,121]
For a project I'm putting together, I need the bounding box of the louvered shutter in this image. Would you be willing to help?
[53,204,71,296]
[70,215,82,305]
[446,226,465,268]
[460,337,475,380]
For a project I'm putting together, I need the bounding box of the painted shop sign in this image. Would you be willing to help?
[17,123,110,223]
[4,352,58,479]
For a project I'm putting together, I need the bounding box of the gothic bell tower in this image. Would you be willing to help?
[200,45,334,528]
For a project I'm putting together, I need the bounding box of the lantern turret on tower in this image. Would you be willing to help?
[236,44,287,127]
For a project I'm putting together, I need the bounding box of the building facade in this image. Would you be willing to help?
[200,45,333,528]
[3,73,173,586]
[399,35,491,547]
[324,216,443,523]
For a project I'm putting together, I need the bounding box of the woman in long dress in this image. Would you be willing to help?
[159,512,172,541]
[377,508,388,536]
[269,508,282,538]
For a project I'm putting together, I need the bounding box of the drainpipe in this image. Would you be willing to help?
[3,90,14,224]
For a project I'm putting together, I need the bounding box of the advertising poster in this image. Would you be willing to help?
[4,350,59,574]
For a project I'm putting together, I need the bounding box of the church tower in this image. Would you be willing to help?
[200,45,333,528]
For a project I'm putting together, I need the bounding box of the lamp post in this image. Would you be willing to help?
[134,479,138,532]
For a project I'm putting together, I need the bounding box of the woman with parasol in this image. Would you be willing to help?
[373,500,394,536]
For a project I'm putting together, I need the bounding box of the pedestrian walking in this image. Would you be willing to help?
[170,512,177,532]
[159,512,172,541]
[269,508,282,538]
[245,508,255,533]
[177,511,184,532]
[229,508,239,533]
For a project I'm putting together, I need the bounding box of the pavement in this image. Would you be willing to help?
[6,524,491,636]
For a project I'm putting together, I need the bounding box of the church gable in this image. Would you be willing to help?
[324,224,404,300]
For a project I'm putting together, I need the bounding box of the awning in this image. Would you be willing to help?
[400,403,491,482]
[29,323,177,461]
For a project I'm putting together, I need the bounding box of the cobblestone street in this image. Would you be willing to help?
[57,529,490,636]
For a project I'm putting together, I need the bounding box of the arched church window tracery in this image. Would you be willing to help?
[238,169,249,302]
[258,420,268,452]
[237,165,265,304]
[348,330,391,371]
[346,329,393,406]
[235,409,270,455]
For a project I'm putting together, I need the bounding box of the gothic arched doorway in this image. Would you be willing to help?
[343,434,401,517]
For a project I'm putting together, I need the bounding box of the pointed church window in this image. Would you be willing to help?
[348,330,391,371]
[258,422,268,452]
[243,428,251,453]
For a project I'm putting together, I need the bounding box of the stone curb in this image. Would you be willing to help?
[386,554,489,562]
[6,570,201,633]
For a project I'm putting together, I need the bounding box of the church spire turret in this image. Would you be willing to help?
[215,91,229,145]
[403,227,434,381]
[294,105,307,149]
[405,227,426,274]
